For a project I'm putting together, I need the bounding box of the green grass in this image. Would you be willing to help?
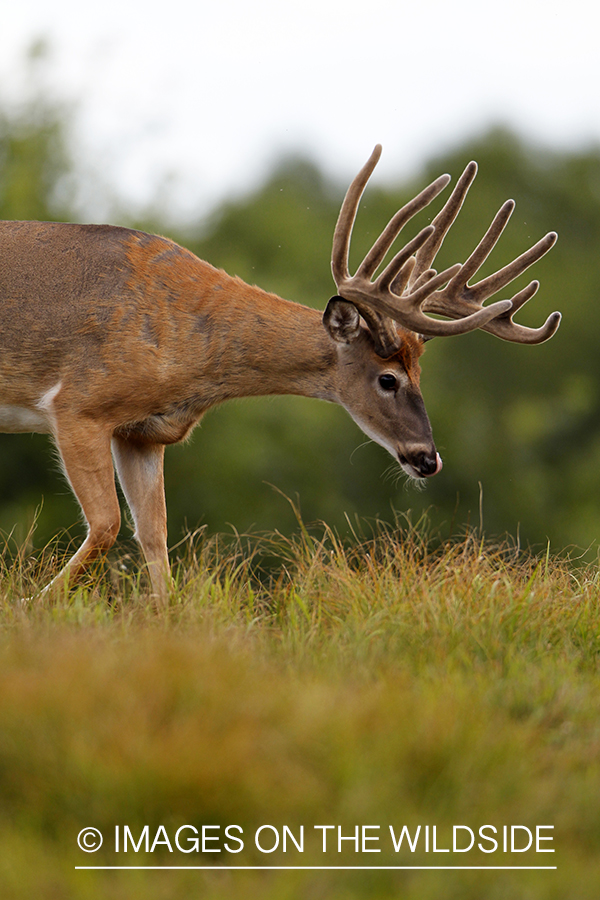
[0,517,599,899]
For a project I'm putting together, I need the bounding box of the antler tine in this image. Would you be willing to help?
[331,144,383,284]
[445,199,516,292]
[409,161,478,288]
[356,174,451,280]
[470,231,557,304]
[480,281,562,344]
[332,144,451,285]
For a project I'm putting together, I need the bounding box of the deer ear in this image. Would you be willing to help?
[323,297,362,344]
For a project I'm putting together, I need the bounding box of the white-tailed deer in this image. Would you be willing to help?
[0,145,560,598]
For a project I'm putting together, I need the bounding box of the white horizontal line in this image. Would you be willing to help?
[75,865,557,871]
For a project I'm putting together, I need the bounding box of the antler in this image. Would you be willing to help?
[331,145,561,356]
[413,161,561,342]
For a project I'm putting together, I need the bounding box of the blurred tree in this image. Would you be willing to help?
[1,55,599,559]
[413,129,600,555]
[0,41,73,220]
[0,41,80,548]
[172,130,600,556]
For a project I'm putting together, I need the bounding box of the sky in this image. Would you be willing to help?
[1,0,598,220]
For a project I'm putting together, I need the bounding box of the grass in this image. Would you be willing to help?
[0,515,599,898]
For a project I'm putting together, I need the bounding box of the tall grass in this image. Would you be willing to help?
[0,517,599,899]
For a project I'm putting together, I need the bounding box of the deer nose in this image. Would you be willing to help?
[401,449,443,478]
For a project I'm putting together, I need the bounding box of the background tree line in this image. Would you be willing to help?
[1,71,599,559]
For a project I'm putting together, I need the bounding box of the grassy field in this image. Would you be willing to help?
[0,515,599,899]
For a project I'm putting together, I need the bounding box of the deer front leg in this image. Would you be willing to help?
[43,416,121,595]
[111,436,171,600]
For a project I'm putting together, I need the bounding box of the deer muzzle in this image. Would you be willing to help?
[399,449,443,479]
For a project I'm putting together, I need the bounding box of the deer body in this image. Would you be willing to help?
[0,147,560,599]
[0,223,332,429]
[0,220,435,596]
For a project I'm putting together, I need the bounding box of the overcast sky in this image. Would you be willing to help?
[1,0,598,219]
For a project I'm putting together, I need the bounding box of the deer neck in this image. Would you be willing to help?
[195,271,338,406]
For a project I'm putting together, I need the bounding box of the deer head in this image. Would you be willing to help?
[323,145,560,479]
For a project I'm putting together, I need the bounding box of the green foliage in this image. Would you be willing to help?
[1,71,600,558]
[413,129,600,553]
[169,128,600,557]
[1,529,600,897]
[0,46,78,547]
[0,42,72,221]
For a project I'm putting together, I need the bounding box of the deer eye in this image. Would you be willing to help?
[378,373,398,392]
